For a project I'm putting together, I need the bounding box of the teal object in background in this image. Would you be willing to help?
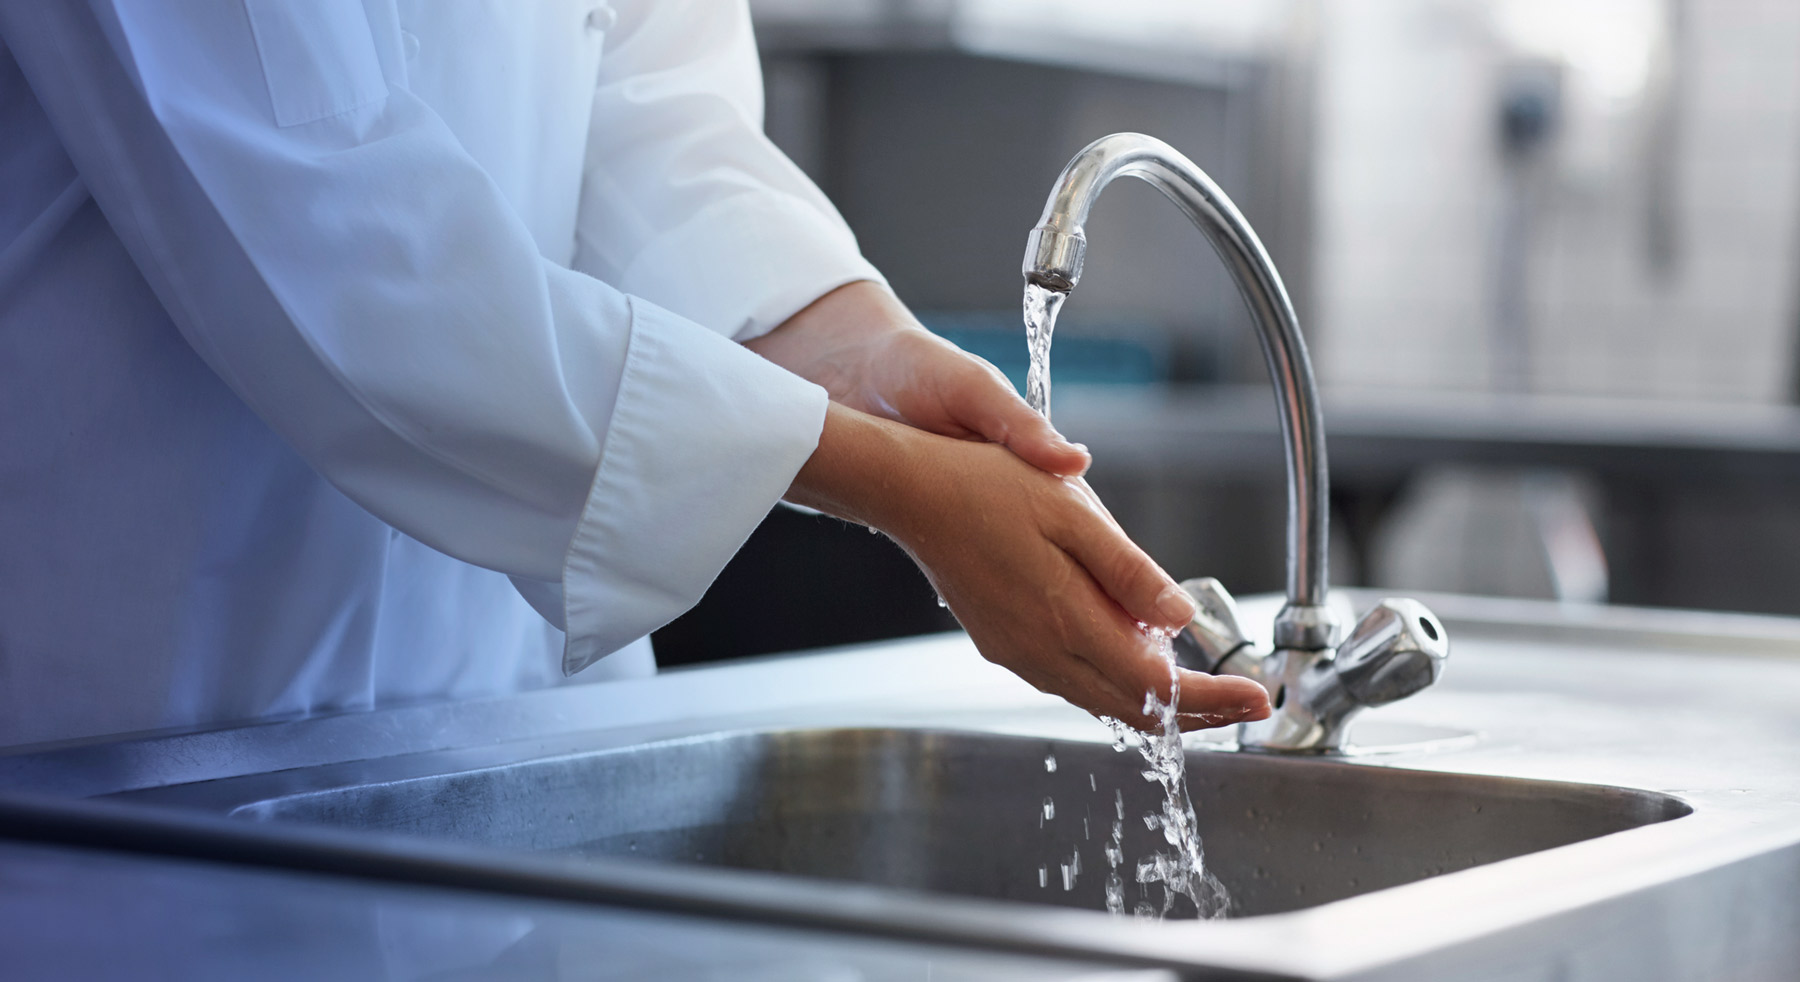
[918,311,1168,397]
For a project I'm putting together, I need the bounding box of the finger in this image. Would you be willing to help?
[1172,668,1271,720]
[984,543,1183,731]
[1050,650,1166,730]
[1055,571,1267,729]
[1003,650,1159,729]
[1054,515,1196,632]
[1176,707,1264,732]
[947,360,1091,476]
[1060,580,1190,713]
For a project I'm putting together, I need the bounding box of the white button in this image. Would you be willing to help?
[586,5,616,32]
[401,30,420,61]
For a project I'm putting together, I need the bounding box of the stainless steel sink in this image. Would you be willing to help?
[12,599,1800,980]
[145,727,1688,919]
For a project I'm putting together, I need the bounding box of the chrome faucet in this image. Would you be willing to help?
[1022,133,1449,752]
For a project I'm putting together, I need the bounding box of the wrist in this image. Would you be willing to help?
[785,402,929,537]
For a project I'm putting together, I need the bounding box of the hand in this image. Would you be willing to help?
[746,281,1091,477]
[787,404,1272,732]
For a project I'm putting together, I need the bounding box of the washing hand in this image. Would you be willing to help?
[784,403,1272,732]
[745,281,1091,478]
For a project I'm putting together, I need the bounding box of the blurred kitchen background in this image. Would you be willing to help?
[654,0,1800,665]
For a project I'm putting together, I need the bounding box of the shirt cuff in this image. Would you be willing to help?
[511,294,828,674]
[613,190,886,343]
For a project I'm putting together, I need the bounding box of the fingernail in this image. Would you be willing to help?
[1069,442,1089,454]
[1156,584,1197,625]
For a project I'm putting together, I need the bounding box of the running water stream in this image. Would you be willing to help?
[1024,282,1229,919]
[1022,283,1066,421]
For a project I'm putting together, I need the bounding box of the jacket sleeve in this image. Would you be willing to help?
[0,0,828,674]
[572,0,885,342]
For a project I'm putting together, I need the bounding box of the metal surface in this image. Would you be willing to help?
[1177,582,1447,753]
[1021,134,1445,749]
[0,835,1162,982]
[126,728,1683,921]
[4,592,1800,980]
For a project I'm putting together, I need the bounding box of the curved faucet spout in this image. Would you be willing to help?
[1024,133,1332,645]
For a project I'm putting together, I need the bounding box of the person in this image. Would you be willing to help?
[0,0,1269,748]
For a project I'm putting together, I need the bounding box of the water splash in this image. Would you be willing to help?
[1023,282,1068,420]
[1099,627,1231,920]
[1103,789,1126,914]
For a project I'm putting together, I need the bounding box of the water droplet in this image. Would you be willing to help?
[1042,797,1056,822]
[1039,865,1048,888]
[1043,753,1057,773]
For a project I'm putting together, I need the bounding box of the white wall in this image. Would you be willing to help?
[1312,0,1800,403]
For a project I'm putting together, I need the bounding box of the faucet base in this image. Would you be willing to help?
[1175,579,1450,754]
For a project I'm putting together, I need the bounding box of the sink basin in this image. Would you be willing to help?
[19,609,1793,978]
[150,727,1689,919]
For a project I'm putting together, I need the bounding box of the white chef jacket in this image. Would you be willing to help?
[0,0,883,748]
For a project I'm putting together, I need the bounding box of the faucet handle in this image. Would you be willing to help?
[1172,578,1256,674]
[1333,599,1449,707]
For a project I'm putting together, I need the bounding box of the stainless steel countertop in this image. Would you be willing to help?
[3,591,1799,980]
[0,838,1160,981]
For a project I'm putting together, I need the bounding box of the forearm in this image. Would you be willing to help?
[743,280,915,404]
